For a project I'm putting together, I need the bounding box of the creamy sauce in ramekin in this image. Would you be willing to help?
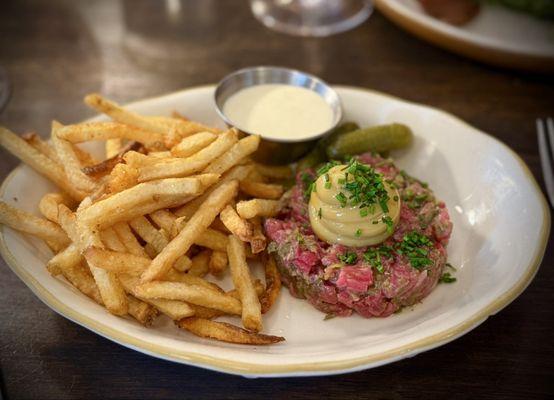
[223,84,334,141]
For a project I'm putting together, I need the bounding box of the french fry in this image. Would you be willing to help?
[84,94,219,138]
[56,121,164,146]
[176,318,284,345]
[228,235,262,332]
[249,217,267,254]
[140,180,238,283]
[127,295,158,326]
[83,247,148,276]
[51,121,98,193]
[187,249,210,277]
[254,163,293,180]
[106,163,139,194]
[83,141,143,179]
[73,145,98,167]
[260,252,281,314]
[119,274,194,320]
[195,229,229,252]
[174,164,253,219]
[210,217,231,234]
[76,175,215,229]
[171,131,217,158]
[164,269,225,293]
[46,243,81,276]
[39,192,76,223]
[236,198,281,219]
[203,135,260,175]
[112,222,149,258]
[106,138,122,158]
[0,201,70,247]
[148,209,176,232]
[61,261,103,305]
[100,227,127,252]
[137,129,237,182]
[22,132,60,163]
[58,204,128,315]
[209,250,228,276]
[0,126,86,200]
[220,205,253,241]
[135,281,242,315]
[240,181,284,200]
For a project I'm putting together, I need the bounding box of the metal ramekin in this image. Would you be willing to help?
[214,66,342,165]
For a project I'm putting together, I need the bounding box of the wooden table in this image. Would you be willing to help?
[1,1,553,399]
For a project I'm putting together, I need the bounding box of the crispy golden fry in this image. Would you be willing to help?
[127,295,159,326]
[39,192,76,223]
[62,261,103,305]
[203,135,260,175]
[0,201,70,248]
[188,249,210,277]
[83,247,148,276]
[188,304,225,320]
[140,180,238,283]
[106,163,139,194]
[227,279,265,300]
[123,151,166,167]
[220,205,253,241]
[57,204,128,315]
[209,250,228,276]
[137,129,237,182]
[128,216,191,271]
[46,243,81,276]
[245,167,266,183]
[57,121,164,146]
[174,164,253,219]
[148,209,176,232]
[106,138,122,158]
[112,222,149,258]
[195,229,229,252]
[0,126,86,200]
[77,176,215,229]
[22,132,61,163]
[171,131,218,158]
[51,121,98,193]
[260,253,281,314]
[129,216,168,252]
[254,163,293,180]
[100,227,127,252]
[119,274,194,319]
[83,141,143,179]
[236,198,281,219]
[164,269,225,293]
[85,94,220,138]
[249,217,267,254]
[135,281,242,315]
[228,235,262,332]
[176,318,284,345]
[240,181,284,200]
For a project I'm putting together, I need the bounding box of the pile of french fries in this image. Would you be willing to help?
[0,94,293,345]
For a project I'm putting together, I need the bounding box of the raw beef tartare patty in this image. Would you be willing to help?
[264,153,453,318]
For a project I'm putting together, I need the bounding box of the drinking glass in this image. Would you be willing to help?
[250,0,373,37]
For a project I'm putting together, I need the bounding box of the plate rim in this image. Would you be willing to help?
[0,85,550,377]
[374,0,554,73]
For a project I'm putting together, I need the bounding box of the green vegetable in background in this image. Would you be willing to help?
[486,0,554,19]
[296,122,359,172]
[325,123,413,160]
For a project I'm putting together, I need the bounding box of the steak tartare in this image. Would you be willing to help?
[264,153,453,318]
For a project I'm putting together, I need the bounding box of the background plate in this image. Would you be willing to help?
[375,0,554,72]
[0,86,549,377]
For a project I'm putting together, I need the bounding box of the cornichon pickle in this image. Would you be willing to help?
[296,122,360,171]
[325,123,413,159]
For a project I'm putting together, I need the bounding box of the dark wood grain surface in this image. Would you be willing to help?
[1,1,553,399]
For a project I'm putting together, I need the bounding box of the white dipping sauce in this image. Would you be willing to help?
[222,84,334,141]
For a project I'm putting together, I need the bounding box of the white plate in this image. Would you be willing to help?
[0,86,549,377]
[375,0,554,72]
